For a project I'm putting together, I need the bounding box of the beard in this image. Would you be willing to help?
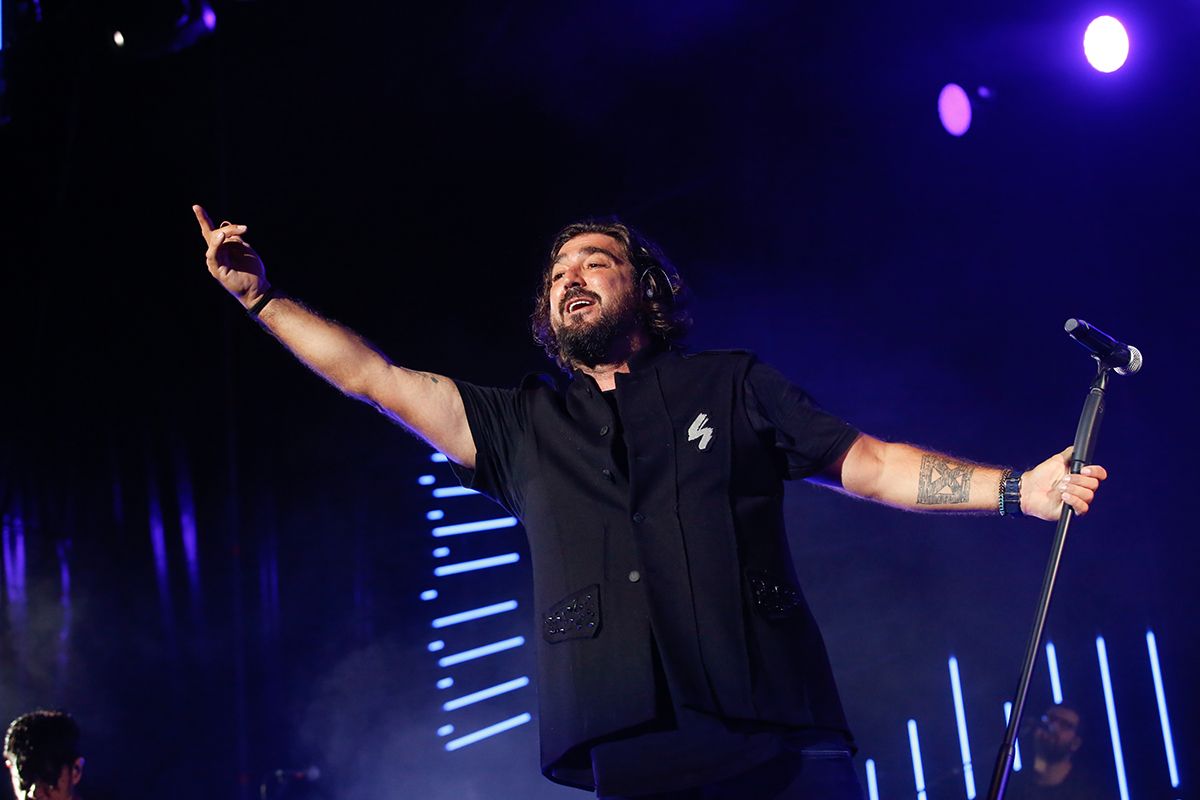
[555,290,640,369]
[1033,731,1076,763]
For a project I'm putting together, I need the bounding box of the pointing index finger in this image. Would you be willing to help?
[193,204,215,237]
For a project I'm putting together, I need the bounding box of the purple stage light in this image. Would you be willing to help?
[1084,16,1129,73]
[202,5,217,31]
[938,84,972,137]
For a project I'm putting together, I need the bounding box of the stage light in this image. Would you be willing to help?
[426,509,445,521]
[1096,636,1131,800]
[430,452,449,463]
[418,474,435,486]
[437,725,455,737]
[437,677,454,690]
[865,759,879,800]
[202,6,216,31]
[442,676,530,712]
[948,657,977,799]
[427,640,445,652]
[432,600,518,629]
[433,486,477,498]
[1146,631,1180,788]
[938,83,972,137]
[420,589,438,601]
[432,516,518,537]
[1046,641,1063,704]
[1003,703,1023,771]
[907,719,928,800]
[1084,16,1129,73]
[432,547,450,558]
[433,552,520,577]
[444,713,532,752]
[437,635,526,668]
[113,31,126,47]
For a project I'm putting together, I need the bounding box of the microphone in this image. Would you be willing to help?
[1064,319,1142,375]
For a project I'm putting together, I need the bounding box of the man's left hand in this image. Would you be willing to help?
[1022,446,1109,521]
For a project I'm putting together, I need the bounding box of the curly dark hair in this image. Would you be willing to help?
[530,219,692,371]
[4,710,80,788]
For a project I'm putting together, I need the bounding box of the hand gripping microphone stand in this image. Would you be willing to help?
[984,319,1140,800]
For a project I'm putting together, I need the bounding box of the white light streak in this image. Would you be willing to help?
[432,516,519,537]
[434,552,519,577]
[444,713,532,751]
[437,636,525,667]
[908,719,928,800]
[1096,636,1130,800]
[1046,641,1064,704]
[433,486,478,498]
[432,600,518,629]
[442,676,530,711]
[1146,631,1180,788]
[948,656,977,798]
[1004,702,1022,772]
[865,758,879,800]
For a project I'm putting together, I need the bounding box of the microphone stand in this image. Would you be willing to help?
[984,361,1111,800]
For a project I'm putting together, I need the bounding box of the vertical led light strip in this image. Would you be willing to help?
[1145,631,1180,789]
[1095,636,1130,800]
[907,719,928,800]
[1045,641,1064,705]
[947,657,977,799]
[1003,702,1022,772]
[864,758,879,800]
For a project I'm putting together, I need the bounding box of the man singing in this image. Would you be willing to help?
[193,207,1107,799]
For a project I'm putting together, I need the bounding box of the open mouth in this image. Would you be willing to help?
[562,293,599,315]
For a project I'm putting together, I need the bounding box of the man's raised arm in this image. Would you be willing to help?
[193,205,476,468]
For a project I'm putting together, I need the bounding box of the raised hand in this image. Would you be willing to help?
[1022,445,1108,520]
[193,204,270,309]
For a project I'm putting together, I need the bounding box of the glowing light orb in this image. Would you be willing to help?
[1084,16,1129,73]
[202,7,217,31]
[938,83,972,137]
[113,31,126,47]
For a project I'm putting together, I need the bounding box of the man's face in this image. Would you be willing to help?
[5,758,82,800]
[548,233,642,366]
[1033,706,1081,762]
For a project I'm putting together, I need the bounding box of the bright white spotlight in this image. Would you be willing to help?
[1084,16,1130,73]
[938,83,972,137]
[113,31,126,47]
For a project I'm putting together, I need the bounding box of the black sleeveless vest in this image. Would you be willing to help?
[478,348,850,787]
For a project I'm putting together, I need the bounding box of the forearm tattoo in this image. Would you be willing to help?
[916,454,975,505]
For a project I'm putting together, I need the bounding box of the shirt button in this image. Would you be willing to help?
[628,570,641,583]
[632,512,645,523]
[599,425,610,436]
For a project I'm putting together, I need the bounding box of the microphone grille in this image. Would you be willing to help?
[1115,345,1143,376]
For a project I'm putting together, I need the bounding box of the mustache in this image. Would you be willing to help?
[560,288,600,315]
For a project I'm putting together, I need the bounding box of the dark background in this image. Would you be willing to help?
[0,1,1196,798]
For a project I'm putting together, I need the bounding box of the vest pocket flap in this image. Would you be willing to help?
[747,570,803,620]
[543,584,601,643]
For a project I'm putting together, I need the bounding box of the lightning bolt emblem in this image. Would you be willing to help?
[687,412,714,452]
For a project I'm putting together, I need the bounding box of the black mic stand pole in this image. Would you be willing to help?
[985,361,1111,800]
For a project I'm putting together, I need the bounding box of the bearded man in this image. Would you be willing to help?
[193,207,1108,799]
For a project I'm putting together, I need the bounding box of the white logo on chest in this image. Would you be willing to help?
[687,412,714,451]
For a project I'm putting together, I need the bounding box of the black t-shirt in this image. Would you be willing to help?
[1003,763,1117,800]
